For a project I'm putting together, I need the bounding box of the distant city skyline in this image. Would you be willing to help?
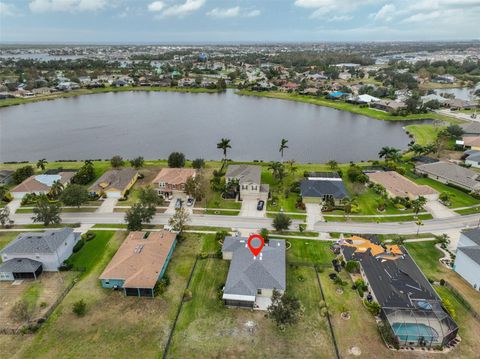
[0,0,479,43]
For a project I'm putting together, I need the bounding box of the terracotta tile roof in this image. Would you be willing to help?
[11,172,75,193]
[367,171,438,198]
[99,231,176,289]
[152,168,196,186]
[341,235,403,259]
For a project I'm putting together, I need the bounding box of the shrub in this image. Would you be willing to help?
[320,307,328,317]
[154,275,170,296]
[72,239,85,253]
[168,152,186,168]
[183,289,193,302]
[191,158,205,169]
[72,299,87,316]
[10,300,30,322]
[82,232,96,241]
[364,300,381,316]
[59,259,73,271]
[439,279,446,286]
[345,260,359,273]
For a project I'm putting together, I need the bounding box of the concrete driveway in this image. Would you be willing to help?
[425,200,458,219]
[305,203,323,230]
[165,193,190,215]
[96,198,118,213]
[239,193,268,217]
[6,199,21,214]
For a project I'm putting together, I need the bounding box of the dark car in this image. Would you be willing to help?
[257,200,265,211]
[175,198,182,209]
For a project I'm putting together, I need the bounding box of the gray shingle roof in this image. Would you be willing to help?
[415,161,480,191]
[0,258,42,273]
[0,228,74,255]
[225,165,261,185]
[458,246,480,265]
[223,238,286,296]
[462,228,480,246]
[300,179,348,199]
[89,168,138,193]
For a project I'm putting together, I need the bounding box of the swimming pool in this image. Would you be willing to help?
[392,323,439,342]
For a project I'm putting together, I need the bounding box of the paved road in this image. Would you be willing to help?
[11,211,480,234]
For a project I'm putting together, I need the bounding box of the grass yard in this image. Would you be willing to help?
[324,213,433,223]
[286,238,334,264]
[405,124,444,146]
[12,233,203,359]
[67,231,118,275]
[168,258,336,358]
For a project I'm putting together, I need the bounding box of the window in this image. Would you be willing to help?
[257,289,262,295]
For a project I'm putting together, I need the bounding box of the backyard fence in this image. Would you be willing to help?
[444,281,480,322]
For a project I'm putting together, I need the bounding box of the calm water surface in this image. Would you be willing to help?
[0,90,422,163]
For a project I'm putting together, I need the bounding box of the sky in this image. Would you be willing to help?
[0,0,479,43]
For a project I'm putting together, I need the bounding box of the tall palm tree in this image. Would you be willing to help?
[279,138,289,162]
[216,138,231,164]
[36,158,47,171]
[48,180,64,200]
[268,161,285,182]
[411,196,427,216]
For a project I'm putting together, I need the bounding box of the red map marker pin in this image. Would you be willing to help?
[247,234,265,257]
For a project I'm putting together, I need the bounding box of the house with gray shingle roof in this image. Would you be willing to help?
[454,228,480,291]
[415,161,480,193]
[300,173,349,205]
[221,236,285,310]
[0,228,79,280]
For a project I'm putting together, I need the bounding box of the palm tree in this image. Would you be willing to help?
[279,138,289,162]
[411,196,427,216]
[48,180,64,200]
[408,143,425,157]
[378,146,401,163]
[36,158,47,171]
[217,138,231,164]
[268,161,285,182]
[341,197,357,220]
[286,159,297,175]
[84,159,94,168]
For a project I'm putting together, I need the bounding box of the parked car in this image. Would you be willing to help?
[257,200,265,211]
[186,197,194,206]
[175,198,182,209]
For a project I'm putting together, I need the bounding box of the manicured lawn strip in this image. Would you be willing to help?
[91,223,128,229]
[266,213,307,220]
[67,231,117,275]
[10,223,80,229]
[17,233,201,359]
[455,206,480,215]
[206,191,241,210]
[271,230,318,237]
[237,90,459,123]
[286,239,334,264]
[324,213,433,223]
[404,124,444,146]
[205,209,240,216]
[16,207,97,214]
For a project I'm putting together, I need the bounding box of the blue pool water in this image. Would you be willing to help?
[392,323,438,341]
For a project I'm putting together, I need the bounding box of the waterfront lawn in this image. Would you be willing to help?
[15,232,201,359]
[404,124,444,146]
[168,259,336,358]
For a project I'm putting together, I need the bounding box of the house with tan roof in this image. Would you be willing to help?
[10,172,75,199]
[152,168,196,198]
[367,171,439,200]
[99,231,177,297]
[89,168,138,199]
[415,161,480,193]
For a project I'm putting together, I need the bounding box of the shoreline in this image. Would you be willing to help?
[235,89,462,124]
[0,86,224,108]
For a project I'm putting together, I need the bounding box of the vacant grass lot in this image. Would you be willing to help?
[405,124,444,146]
[168,259,336,358]
[286,238,334,264]
[12,232,203,359]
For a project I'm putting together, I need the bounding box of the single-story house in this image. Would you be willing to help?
[340,236,458,348]
[222,236,286,310]
[300,173,348,205]
[461,122,480,135]
[454,228,480,291]
[367,171,439,200]
[99,231,177,297]
[0,228,79,280]
[415,161,480,193]
[420,94,447,105]
[152,168,196,198]
[465,151,480,168]
[370,99,407,113]
[225,164,269,201]
[444,98,474,110]
[0,170,14,185]
[89,168,138,199]
[10,172,75,199]
[347,94,380,104]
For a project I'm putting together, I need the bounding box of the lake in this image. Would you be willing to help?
[0,90,422,163]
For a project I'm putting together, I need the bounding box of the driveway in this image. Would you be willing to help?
[424,200,458,219]
[96,198,118,213]
[305,203,323,230]
[6,199,21,214]
[165,193,189,215]
[239,193,268,217]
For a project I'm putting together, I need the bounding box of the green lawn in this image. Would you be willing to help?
[205,191,241,210]
[324,213,433,223]
[404,124,444,146]
[205,209,240,216]
[286,239,334,264]
[0,231,22,252]
[67,231,118,275]
[404,241,444,280]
